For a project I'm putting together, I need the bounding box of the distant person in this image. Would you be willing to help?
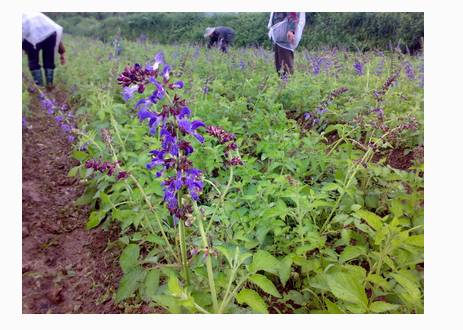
[22,12,66,89]
[204,26,235,53]
[267,12,305,77]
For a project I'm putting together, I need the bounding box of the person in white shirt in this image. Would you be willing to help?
[22,12,66,89]
[267,12,305,77]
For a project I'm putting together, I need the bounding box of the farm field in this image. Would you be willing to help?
[22,35,424,314]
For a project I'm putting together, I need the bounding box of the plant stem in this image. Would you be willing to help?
[206,166,234,232]
[178,219,190,286]
[194,202,219,313]
[129,174,179,264]
[320,147,373,234]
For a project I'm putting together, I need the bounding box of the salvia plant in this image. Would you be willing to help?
[37,36,423,314]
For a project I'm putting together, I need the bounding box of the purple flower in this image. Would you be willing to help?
[61,123,72,133]
[403,61,416,80]
[303,112,312,120]
[122,85,138,101]
[67,135,75,143]
[162,65,171,82]
[153,52,164,71]
[22,116,27,128]
[178,119,205,143]
[170,81,184,89]
[54,115,63,123]
[354,60,364,76]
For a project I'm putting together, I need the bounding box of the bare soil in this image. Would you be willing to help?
[22,89,125,313]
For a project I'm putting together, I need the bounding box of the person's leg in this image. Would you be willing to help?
[221,40,229,53]
[274,44,282,74]
[40,32,57,88]
[281,47,294,76]
[22,39,43,85]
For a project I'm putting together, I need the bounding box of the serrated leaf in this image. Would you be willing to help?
[236,289,268,313]
[404,234,424,247]
[367,274,391,290]
[249,274,281,298]
[167,275,183,297]
[144,269,160,300]
[145,234,165,246]
[322,182,340,192]
[355,209,383,231]
[85,210,106,229]
[67,166,80,177]
[278,254,293,287]
[115,267,146,303]
[325,270,368,311]
[249,250,279,274]
[325,298,344,313]
[369,301,400,313]
[339,245,367,263]
[391,273,421,303]
[120,244,140,273]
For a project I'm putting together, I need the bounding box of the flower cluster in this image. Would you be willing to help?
[38,91,76,143]
[85,159,128,180]
[205,125,243,166]
[353,60,364,76]
[373,70,400,103]
[119,53,208,225]
[403,61,416,80]
[119,52,242,225]
[301,87,349,130]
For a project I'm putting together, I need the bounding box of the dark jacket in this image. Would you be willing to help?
[207,26,235,48]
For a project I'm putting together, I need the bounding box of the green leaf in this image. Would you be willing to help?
[85,210,106,229]
[145,234,165,246]
[120,244,140,273]
[249,274,281,298]
[249,250,279,275]
[325,270,368,311]
[115,267,146,303]
[236,289,268,313]
[144,269,160,300]
[391,272,421,304]
[404,234,424,247]
[72,150,88,162]
[278,254,293,287]
[339,245,367,263]
[367,274,391,290]
[67,166,80,177]
[325,298,344,313]
[167,274,183,297]
[369,301,400,313]
[355,209,383,231]
[322,182,340,192]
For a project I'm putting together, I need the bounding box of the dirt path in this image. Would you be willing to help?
[22,88,124,313]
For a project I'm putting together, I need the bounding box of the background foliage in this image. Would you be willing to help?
[46,12,424,52]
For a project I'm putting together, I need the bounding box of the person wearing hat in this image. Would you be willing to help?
[204,26,235,53]
[268,12,305,77]
[22,12,66,89]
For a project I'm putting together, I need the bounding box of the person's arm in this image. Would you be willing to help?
[58,41,66,65]
[287,12,299,44]
[208,33,217,48]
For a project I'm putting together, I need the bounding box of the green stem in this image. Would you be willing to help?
[194,202,219,313]
[206,166,234,232]
[129,174,179,264]
[320,147,373,234]
[178,219,190,286]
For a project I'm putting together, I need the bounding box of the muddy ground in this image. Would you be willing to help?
[22,88,125,313]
